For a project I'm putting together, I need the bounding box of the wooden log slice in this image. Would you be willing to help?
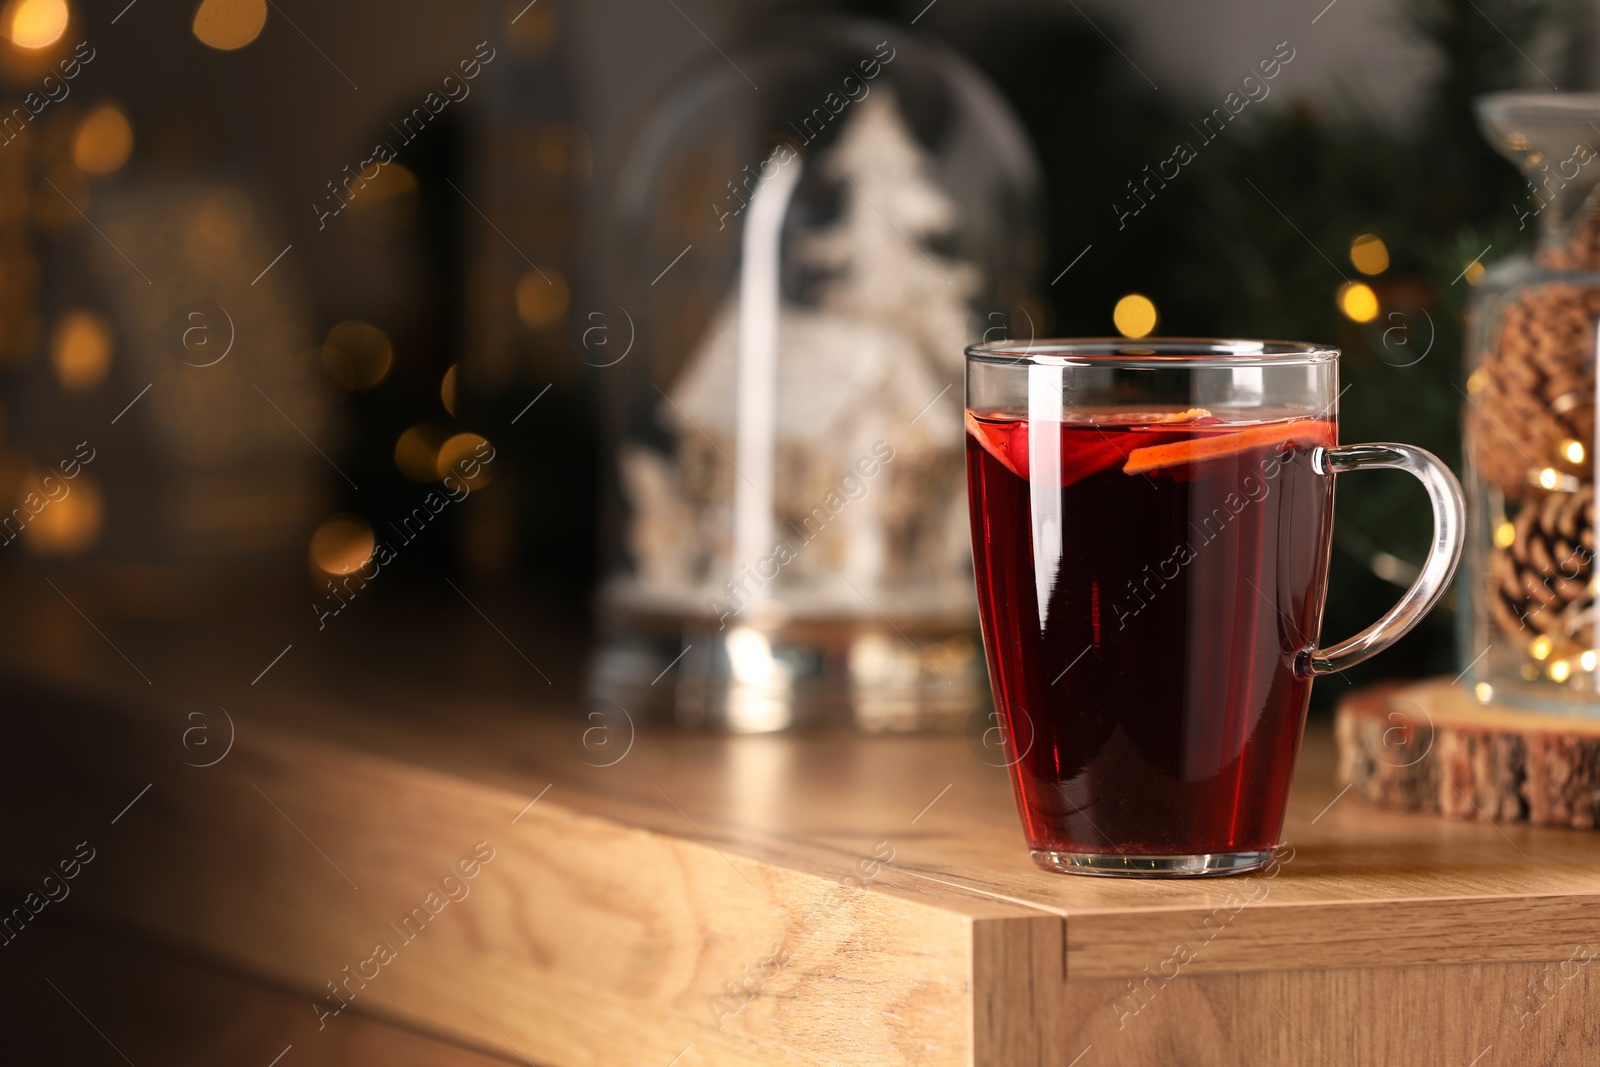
[1335,679,1600,829]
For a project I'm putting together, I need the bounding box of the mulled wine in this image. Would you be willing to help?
[966,410,1337,865]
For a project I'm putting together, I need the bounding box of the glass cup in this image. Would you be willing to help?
[965,339,1465,877]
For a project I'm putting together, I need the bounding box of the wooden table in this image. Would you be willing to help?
[2,594,1598,1065]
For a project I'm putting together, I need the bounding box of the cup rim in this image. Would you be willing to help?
[965,337,1339,367]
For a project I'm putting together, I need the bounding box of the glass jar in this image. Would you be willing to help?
[1463,92,1600,713]
[588,15,1042,731]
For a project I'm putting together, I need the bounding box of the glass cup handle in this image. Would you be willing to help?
[1302,444,1467,676]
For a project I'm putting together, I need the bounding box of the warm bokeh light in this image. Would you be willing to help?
[1549,659,1572,683]
[437,432,492,487]
[1537,467,1560,490]
[1562,438,1585,464]
[1493,520,1515,548]
[347,163,419,239]
[1583,650,1598,673]
[192,0,267,50]
[321,321,393,390]
[395,423,447,483]
[2,0,68,50]
[1473,682,1493,703]
[73,102,134,175]
[50,309,111,392]
[441,364,458,417]
[22,471,102,555]
[1530,634,1553,661]
[1337,281,1379,323]
[309,515,375,575]
[515,270,569,331]
[1112,293,1156,338]
[507,0,557,59]
[1463,260,1486,285]
[1349,232,1389,275]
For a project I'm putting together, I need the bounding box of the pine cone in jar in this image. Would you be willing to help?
[1539,207,1600,271]
[1466,283,1598,499]
[1489,485,1596,649]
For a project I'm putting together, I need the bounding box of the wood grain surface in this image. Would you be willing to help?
[1,594,1598,1065]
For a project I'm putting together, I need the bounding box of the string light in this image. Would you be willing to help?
[72,103,133,174]
[1538,468,1560,490]
[437,432,493,487]
[1349,232,1389,275]
[22,471,101,554]
[321,321,392,390]
[395,424,447,483]
[1337,281,1379,323]
[441,364,458,417]
[309,516,374,575]
[50,309,111,392]
[346,164,419,239]
[1549,659,1572,682]
[515,270,569,331]
[507,0,558,59]
[1562,438,1586,464]
[1112,294,1157,338]
[192,0,266,50]
[1530,635,1552,660]
[2,0,68,50]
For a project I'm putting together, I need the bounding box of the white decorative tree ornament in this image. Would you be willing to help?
[626,87,981,619]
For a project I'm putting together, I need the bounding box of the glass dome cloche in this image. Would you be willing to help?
[589,15,1043,732]
[1463,91,1600,715]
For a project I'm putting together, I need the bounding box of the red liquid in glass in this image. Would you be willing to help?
[966,412,1336,857]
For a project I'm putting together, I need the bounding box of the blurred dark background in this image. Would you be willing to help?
[0,1,1596,1062]
[0,0,1592,695]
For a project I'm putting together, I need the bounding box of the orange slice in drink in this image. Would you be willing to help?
[1121,419,1335,476]
[968,409,1219,485]
[966,412,1028,478]
[1142,408,1217,426]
